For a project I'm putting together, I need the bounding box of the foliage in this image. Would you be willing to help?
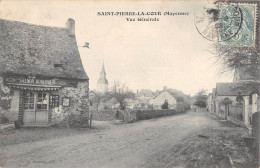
[115,110,136,123]
[220,97,232,106]
[213,44,259,78]
[14,120,22,129]
[109,81,135,110]
[136,109,180,120]
[212,34,259,95]
[0,99,11,110]
[194,101,206,108]
[194,89,208,108]
[89,91,110,110]
[161,100,169,109]
[0,114,9,124]
[168,89,188,102]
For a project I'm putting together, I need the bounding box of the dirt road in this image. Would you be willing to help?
[0,111,254,168]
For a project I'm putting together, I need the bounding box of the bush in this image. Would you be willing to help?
[162,101,169,109]
[115,110,136,123]
[136,109,177,120]
[61,113,89,128]
[115,110,125,120]
[14,120,22,129]
[0,114,9,124]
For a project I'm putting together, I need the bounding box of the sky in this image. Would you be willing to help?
[0,0,234,96]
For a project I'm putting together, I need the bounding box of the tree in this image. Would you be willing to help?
[220,97,232,119]
[89,92,110,111]
[109,81,134,110]
[194,89,208,108]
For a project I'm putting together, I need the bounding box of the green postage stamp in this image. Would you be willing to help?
[219,3,257,48]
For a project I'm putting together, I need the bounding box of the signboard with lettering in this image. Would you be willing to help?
[3,76,77,87]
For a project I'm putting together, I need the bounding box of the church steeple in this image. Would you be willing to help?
[97,60,108,93]
[100,61,106,78]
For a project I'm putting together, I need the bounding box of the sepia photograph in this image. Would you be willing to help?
[0,0,259,167]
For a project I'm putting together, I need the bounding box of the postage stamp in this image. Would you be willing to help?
[219,3,257,48]
[195,2,257,48]
[194,3,242,42]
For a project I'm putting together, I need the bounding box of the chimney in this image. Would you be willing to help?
[66,18,75,36]
[163,86,167,91]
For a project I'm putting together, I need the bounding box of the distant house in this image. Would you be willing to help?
[104,97,120,109]
[124,98,138,109]
[89,91,121,111]
[0,18,89,127]
[136,89,154,103]
[150,86,177,110]
[89,90,103,111]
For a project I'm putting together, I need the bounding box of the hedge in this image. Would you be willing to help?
[136,109,180,120]
[116,104,187,122]
[90,110,117,121]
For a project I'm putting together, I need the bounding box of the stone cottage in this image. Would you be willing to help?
[150,87,177,110]
[0,18,89,127]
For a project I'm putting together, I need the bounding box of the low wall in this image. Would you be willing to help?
[90,110,116,121]
[227,116,245,127]
[228,105,244,122]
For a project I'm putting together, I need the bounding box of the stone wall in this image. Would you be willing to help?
[0,75,89,127]
[0,76,19,123]
[51,81,89,127]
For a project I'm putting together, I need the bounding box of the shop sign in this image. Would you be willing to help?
[4,76,72,87]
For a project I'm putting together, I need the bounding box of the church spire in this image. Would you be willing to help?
[101,60,106,74]
[97,59,108,93]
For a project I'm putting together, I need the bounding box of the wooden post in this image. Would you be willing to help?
[244,96,249,127]
[89,114,92,128]
[225,105,227,120]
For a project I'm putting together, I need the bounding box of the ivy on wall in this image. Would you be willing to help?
[0,78,13,110]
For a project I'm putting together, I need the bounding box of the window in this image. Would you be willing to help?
[49,95,59,107]
[249,93,253,105]
[37,92,48,110]
[24,91,35,110]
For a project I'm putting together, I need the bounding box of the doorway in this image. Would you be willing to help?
[23,91,49,125]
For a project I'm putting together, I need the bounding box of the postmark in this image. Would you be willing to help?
[195,2,258,48]
[219,3,257,48]
[195,3,243,42]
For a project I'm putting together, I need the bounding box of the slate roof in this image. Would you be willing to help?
[152,90,175,99]
[0,18,88,80]
[216,83,252,96]
[136,89,154,97]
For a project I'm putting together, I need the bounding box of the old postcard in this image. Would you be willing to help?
[0,0,259,168]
